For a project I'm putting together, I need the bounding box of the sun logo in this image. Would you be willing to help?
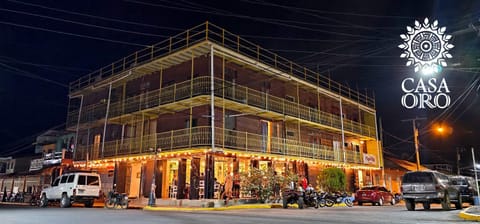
[399,18,454,75]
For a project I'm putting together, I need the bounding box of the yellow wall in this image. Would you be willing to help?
[129,163,142,198]
[366,140,382,168]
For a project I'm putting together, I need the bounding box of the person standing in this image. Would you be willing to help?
[222,174,233,205]
[301,175,308,191]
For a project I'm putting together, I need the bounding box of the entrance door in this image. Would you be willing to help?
[167,160,178,199]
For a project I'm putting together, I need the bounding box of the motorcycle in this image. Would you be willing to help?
[302,190,319,209]
[325,192,354,207]
[316,192,328,208]
[104,191,128,209]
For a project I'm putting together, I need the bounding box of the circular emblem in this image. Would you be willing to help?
[399,18,454,74]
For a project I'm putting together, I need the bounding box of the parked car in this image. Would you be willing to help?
[40,172,101,208]
[401,171,462,211]
[355,186,395,206]
[450,175,477,204]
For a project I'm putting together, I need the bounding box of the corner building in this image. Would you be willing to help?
[66,22,382,200]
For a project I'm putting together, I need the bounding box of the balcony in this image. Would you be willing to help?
[67,76,376,138]
[69,22,374,109]
[74,126,372,166]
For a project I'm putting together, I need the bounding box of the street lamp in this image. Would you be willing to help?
[148,147,161,206]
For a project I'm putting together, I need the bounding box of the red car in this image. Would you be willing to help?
[355,186,395,206]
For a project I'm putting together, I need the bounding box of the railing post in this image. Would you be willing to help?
[245,132,248,151]
[256,45,260,62]
[111,63,114,76]
[205,21,209,40]
[274,54,277,68]
[151,45,154,59]
[115,140,118,157]
[237,35,240,52]
[186,29,190,47]
[173,83,177,101]
[169,37,172,53]
[170,130,174,150]
[222,29,225,46]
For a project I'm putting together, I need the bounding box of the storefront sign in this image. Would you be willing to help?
[363,154,376,165]
[399,18,454,109]
[29,158,44,171]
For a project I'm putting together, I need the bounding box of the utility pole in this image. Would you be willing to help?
[402,117,426,171]
[457,147,463,175]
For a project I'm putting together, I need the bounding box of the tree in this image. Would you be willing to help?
[316,167,346,192]
[239,167,298,203]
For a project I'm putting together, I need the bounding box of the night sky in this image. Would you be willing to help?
[1,0,480,168]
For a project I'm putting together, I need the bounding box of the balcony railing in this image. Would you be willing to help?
[74,126,370,166]
[69,22,374,108]
[67,76,376,138]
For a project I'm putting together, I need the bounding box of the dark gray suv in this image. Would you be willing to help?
[401,171,462,211]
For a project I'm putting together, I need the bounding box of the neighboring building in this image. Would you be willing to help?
[0,156,42,198]
[66,22,382,200]
[0,130,76,199]
[424,163,453,174]
[379,156,429,194]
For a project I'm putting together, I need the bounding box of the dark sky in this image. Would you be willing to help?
[1,0,479,166]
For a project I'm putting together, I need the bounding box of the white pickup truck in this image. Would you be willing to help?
[40,172,101,208]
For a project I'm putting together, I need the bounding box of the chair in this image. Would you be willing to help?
[214,183,220,199]
[199,180,205,199]
[170,185,177,199]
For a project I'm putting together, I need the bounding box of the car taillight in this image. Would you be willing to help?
[73,189,76,197]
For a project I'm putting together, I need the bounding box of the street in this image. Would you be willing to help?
[0,203,473,224]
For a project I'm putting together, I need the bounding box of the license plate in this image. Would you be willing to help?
[414,186,424,191]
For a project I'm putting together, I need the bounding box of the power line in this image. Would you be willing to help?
[0,7,168,38]
[0,62,68,88]
[124,0,395,40]
[0,20,148,47]
[6,0,184,32]
[240,0,415,20]
[0,56,91,72]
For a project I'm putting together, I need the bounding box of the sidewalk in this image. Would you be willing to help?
[459,206,480,221]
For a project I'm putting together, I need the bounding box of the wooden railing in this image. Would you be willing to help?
[69,22,374,108]
[67,76,376,138]
[74,126,367,165]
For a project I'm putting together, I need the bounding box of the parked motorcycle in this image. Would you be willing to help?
[104,191,128,209]
[302,190,319,209]
[316,192,328,208]
[325,192,354,207]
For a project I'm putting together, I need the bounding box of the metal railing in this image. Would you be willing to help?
[74,126,367,165]
[67,76,376,138]
[69,22,374,108]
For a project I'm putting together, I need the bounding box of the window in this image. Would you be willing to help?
[87,176,99,186]
[60,175,68,183]
[77,175,86,185]
[67,175,75,183]
[286,131,295,137]
[52,178,60,187]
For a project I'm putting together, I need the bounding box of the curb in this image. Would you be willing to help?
[143,204,278,211]
[459,207,480,221]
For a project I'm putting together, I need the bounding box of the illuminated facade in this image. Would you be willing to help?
[66,22,382,200]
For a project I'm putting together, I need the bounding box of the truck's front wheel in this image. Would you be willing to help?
[60,193,71,208]
[39,194,48,208]
[405,199,415,211]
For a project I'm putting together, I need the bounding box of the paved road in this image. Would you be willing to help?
[0,203,472,224]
